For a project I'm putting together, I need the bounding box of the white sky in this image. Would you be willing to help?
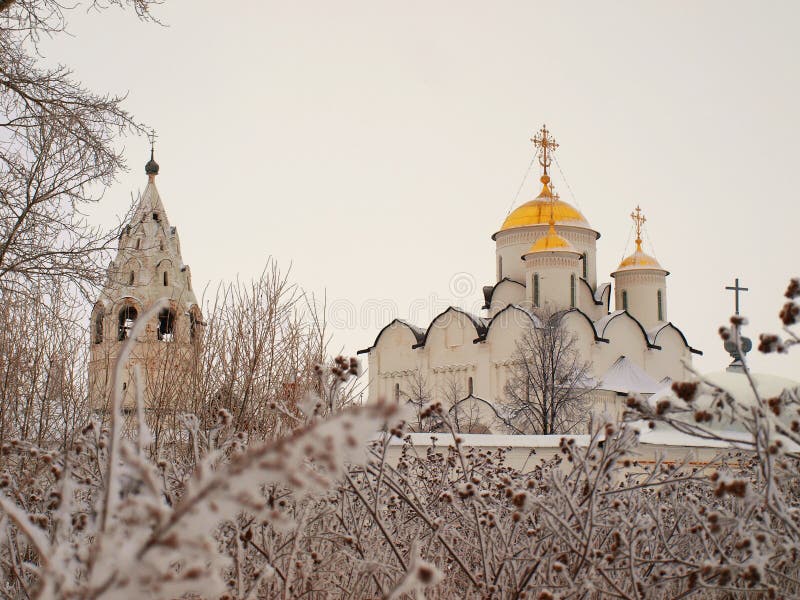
[46,1,800,378]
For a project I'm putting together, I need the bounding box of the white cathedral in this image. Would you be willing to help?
[360,126,701,431]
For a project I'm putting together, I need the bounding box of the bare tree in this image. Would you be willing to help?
[502,309,594,434]
[401,369,436,432]
[0,0,163,303]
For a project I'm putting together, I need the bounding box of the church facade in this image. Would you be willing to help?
[88,152,204,413]
[360,127,701,431]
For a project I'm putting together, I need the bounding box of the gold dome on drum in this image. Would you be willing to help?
[525,227,576,255]
[500,176,590,232]
[617,244,664,271]
[614,206,666,272]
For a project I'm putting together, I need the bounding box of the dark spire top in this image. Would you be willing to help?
[145,130,159,176]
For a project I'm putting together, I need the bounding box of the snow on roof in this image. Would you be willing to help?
[598,356,662,395]
[594,282,611,302]
[594,310,625,335]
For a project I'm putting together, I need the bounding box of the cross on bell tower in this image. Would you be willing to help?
[725,277,748,316]
[723,277,752,371]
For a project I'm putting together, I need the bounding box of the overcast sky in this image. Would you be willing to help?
[47,1,800,379]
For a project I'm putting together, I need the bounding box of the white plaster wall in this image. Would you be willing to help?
[646,326,693,381]
[612,269,667,329]
[489,280,526,316]
[595,315,649,374]
[524,253,581,312]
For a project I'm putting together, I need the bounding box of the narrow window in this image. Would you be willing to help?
[157,308,175,341]
[159,239,165,251]
[394,383,400,403]
[190,310,198,341]
[582,252,588,278]
[117,306,138,340]
[657,289,664,321]
[498,256,503,279]
[93,310,104,344]
[163,271,168,286]
[468,376,473,395]
[622,290,628,311]
[533,273,540,307]
[122,382,127,391]
[570,274,576,308]
[135,238,141,250]
[128,271,134,286]
[152,212,160,222]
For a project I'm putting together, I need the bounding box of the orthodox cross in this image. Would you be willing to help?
[631,206,646,242]
[531,124,558,177]
[725,277,748,316]
[147,129,158,159]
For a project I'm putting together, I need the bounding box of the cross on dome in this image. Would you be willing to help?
[631,205,646,250]
[531,124,558,180]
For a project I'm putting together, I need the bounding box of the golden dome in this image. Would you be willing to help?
[524,223,580,257]
[499,178,590,232]
[615,242,665,272]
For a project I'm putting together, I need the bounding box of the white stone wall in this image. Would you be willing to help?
[612,269,667,329]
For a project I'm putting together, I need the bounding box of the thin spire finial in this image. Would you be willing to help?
[145,130,160,178]
[148,129,157,160]
[631,205,646,251]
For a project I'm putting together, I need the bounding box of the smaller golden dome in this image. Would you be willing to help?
[524,223,580,257]
[616,242,665,272]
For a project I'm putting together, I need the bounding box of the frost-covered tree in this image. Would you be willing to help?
[503,309,594,434]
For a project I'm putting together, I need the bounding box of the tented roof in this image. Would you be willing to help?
[598,356,662,395]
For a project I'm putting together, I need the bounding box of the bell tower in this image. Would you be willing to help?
[88,144,204,412]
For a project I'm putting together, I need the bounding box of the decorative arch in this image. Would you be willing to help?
[562,307,605,342]
[414,307,487,349]
[595,310,657,350]
[649,322,702,355]
[358,319,426,354]
[484,304,541,341]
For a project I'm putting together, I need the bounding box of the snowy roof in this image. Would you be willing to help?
[594,282,611,303]
[598,356,662,395]
[593,310,625,336]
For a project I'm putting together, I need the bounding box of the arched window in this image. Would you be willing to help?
[128,271,134,286]
[657,289,664,321]
[117,306,137,341]
[570,274,576,308]
[533,273,540,307]
[190,309,200,341]
[163,271,168,286]
[157,308,175,341]
[622,290,628,311]
[582,253,588,278]
[468,376,473,395]
[93,309,104,344]
[394,383,400,403]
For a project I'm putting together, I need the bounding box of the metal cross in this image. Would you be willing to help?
[147,129,158,157]
[531,124,558,176]
[725,277,748,316]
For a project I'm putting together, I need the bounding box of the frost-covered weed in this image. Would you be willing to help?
[0,282,799,598]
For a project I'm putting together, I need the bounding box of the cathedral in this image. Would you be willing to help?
[88,150,203,412]
[360,126,701,431]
